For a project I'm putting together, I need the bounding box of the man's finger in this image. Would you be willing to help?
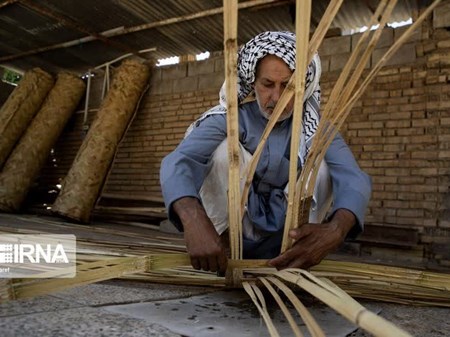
[289,225,314,240]
[191,257,201,270]
[208,256,218,273]
[217,252,228,275]
[268,250,294,269]
[286,257,308,270]
[199,258,209,271]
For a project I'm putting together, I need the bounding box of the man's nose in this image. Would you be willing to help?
[271,86,283,102]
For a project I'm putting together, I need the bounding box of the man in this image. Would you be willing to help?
[160,31,371,275]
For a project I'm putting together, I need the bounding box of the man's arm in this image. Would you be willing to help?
[160,113,229,273]
[269,132,371,270]
[172,197,228,274]
[160,113,228,230]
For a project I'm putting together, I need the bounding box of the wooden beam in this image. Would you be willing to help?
[0,0,18,10]
[17,0,139,55]
[119,0,284,35]
[0,27,129,64]
[363,0,377,15]
[0,0,283,63]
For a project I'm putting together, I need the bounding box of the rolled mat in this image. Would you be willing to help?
[0,68,54,168]
[52,59,151,222]
[0,72,85,211]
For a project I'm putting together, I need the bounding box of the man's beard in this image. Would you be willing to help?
[255,91,293,122]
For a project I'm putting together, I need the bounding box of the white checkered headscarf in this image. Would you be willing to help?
[186,31,321,165]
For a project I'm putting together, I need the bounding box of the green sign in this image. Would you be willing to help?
[2,68,22,85]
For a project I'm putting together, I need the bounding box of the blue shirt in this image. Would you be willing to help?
[160,101,372,257]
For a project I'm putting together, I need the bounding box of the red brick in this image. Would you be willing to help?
[383,144,406,152]
[397,128,425,136]
[383,200,409,208]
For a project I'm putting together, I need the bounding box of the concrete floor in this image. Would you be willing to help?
[1,278,450,337]
[0,213,449,336]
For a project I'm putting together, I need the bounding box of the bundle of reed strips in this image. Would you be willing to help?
[2,218,449,335]
[2,226,449,306]
[0,222,448,337]
[3,215,448,298]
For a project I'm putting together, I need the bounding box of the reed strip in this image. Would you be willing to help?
[223,0,242,260]
[292,0,393,231]
[283,0,312,254]
[296,0,441,211]
[258,277,305,337]
[10,256,147,299]
[148,253,272,270]
[275,269,413,337]
[266,276,325,337]
[243,281,281,337]
[298,0,395,200]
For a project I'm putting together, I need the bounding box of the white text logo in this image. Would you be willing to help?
[0,243,69,264]
[0,234,76,278]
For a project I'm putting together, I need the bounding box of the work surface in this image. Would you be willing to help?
[0,213,449,336]
[1,279,449,337]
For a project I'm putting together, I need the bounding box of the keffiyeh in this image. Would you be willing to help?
[186,31,321,165]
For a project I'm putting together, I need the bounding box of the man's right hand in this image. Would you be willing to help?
[172,197,228,274]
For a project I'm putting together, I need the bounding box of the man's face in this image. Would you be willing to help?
[254,55,295,121]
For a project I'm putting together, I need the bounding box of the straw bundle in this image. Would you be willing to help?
[1,213,449,336]
[1,217,448,307]
[283,0,400,250]
[0,68,54,169]
[0,72,85,212]
[52,59,151,223]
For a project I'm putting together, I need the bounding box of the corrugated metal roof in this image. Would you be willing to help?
[0,0,418,75]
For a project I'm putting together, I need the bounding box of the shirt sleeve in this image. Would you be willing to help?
[325,132,372,238]
[160,114,227,230]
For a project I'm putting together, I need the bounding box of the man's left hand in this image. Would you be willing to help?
[268,209,356,270]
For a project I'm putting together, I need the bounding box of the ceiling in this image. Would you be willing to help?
[0,0,420,75]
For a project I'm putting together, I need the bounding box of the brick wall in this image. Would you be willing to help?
[103,54,224,195]
[319,23,450,266]
[30,18,450,266]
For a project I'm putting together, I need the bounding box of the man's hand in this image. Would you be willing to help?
[268,209,356,270]
[173,197,228,274]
